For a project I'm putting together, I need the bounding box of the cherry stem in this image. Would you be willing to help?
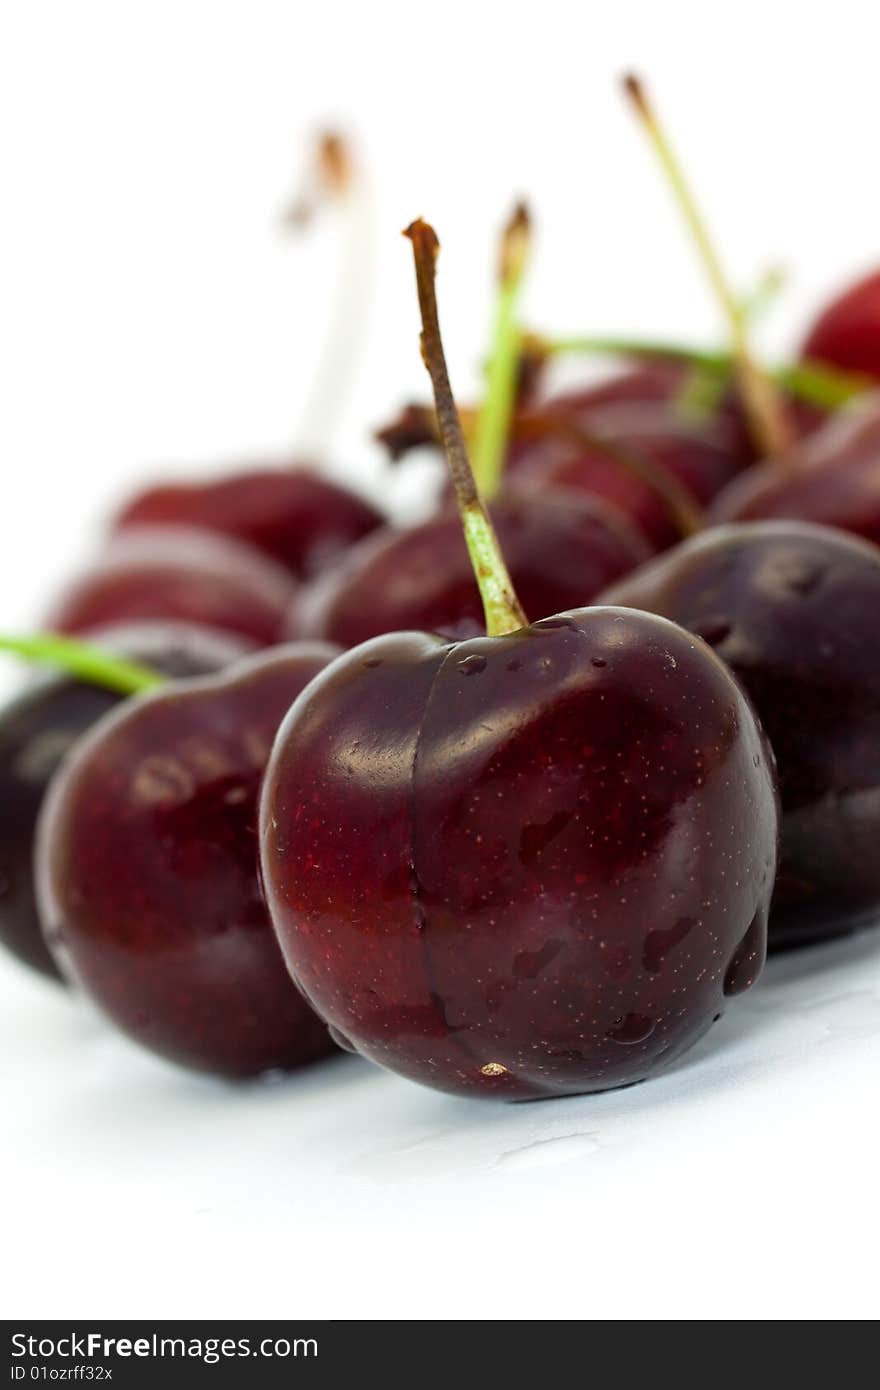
[0,635,164,695]
[622,73,794,465]
[404,220,528,638]
[541,334,867,411]
[472,203,533,498]
[284,130,373,461]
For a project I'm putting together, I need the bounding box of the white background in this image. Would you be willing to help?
[1,0,879,1321]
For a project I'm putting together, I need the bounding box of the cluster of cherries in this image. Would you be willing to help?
[3,78,880,1102]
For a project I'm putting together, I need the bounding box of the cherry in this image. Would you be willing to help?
[36,641,339,1077]
[707,394,880,546]
[114,468,383,582]
[300,487,649,647]
[801,268,880,382]
[112,134,385,581]
[0,624,248,981]
[600,520,880,947]
[46,526,298,648]
[259,219,778,1100]
[506,399,737,551]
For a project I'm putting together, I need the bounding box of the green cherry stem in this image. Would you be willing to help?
[0,634,164,695]
[405,219,528,638]
[540,334,867,411]
[472,202,533,498]
[622,73,793,465]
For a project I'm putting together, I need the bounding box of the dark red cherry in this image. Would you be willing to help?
[0,623,248,982]
[275,212,777,1099]
[708,395,880,546]
[260,609,778,1099]
[801,268,880,380]
[47,526,298,648]
[114,467,384,581]
[36,642,339,1076]
[507,399,740,551]
[299,486,649,647]
[600,520,880,947]
[534,361,687,414]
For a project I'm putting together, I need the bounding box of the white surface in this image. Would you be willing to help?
[2,0,880,1322]
[3,935,880,1321]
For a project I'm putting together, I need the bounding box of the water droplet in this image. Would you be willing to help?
[606,1012,655,1045]
[779,558,824,597]
[591,656,607,668]
[723,907,767,996]
[513,938,564,980]
[457,654,487,676]
[363,657,383,669]
[539,615,577,631]
[519,809,573,865]
[328,1024,359,1054]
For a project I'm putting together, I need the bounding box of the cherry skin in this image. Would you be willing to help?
[260,608,778,1099]
[547,362,685,412]
[707,395,880,546]
[299,486,650,647]
[37,642,339,1077]
[0,623,249,982]
[47,526,299,648]
[114,466,385,581]
[801,268,880,380]
[507,399,741,551]
[600,520,880,947]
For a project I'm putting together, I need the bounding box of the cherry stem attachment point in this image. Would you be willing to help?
[0,634,165,696]
[404,219,528,639]
[472,202,533,498]
[622,73,794,465]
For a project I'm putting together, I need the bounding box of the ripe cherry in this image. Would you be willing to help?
[0,624,248,981]
[259,219,778,1100]
[708,394,880,546]
[37,641,339,1076]
[801,268,880,382]
[47,526,297,648]
[506,399,735,551]
[114,468,383,582]
[299,487,649,647]
[601,520,880,947]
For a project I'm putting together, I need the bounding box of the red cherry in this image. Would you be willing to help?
[36,643,340,1077]
[601,521,880,947]
[259,217,778,1100]
[47,526,298,648]
[114,467,384,581]
[300,486,648,647]
[708,395,880,545]
[0,623,248,982]
[507,399,738,550]
[802,268,880,380]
